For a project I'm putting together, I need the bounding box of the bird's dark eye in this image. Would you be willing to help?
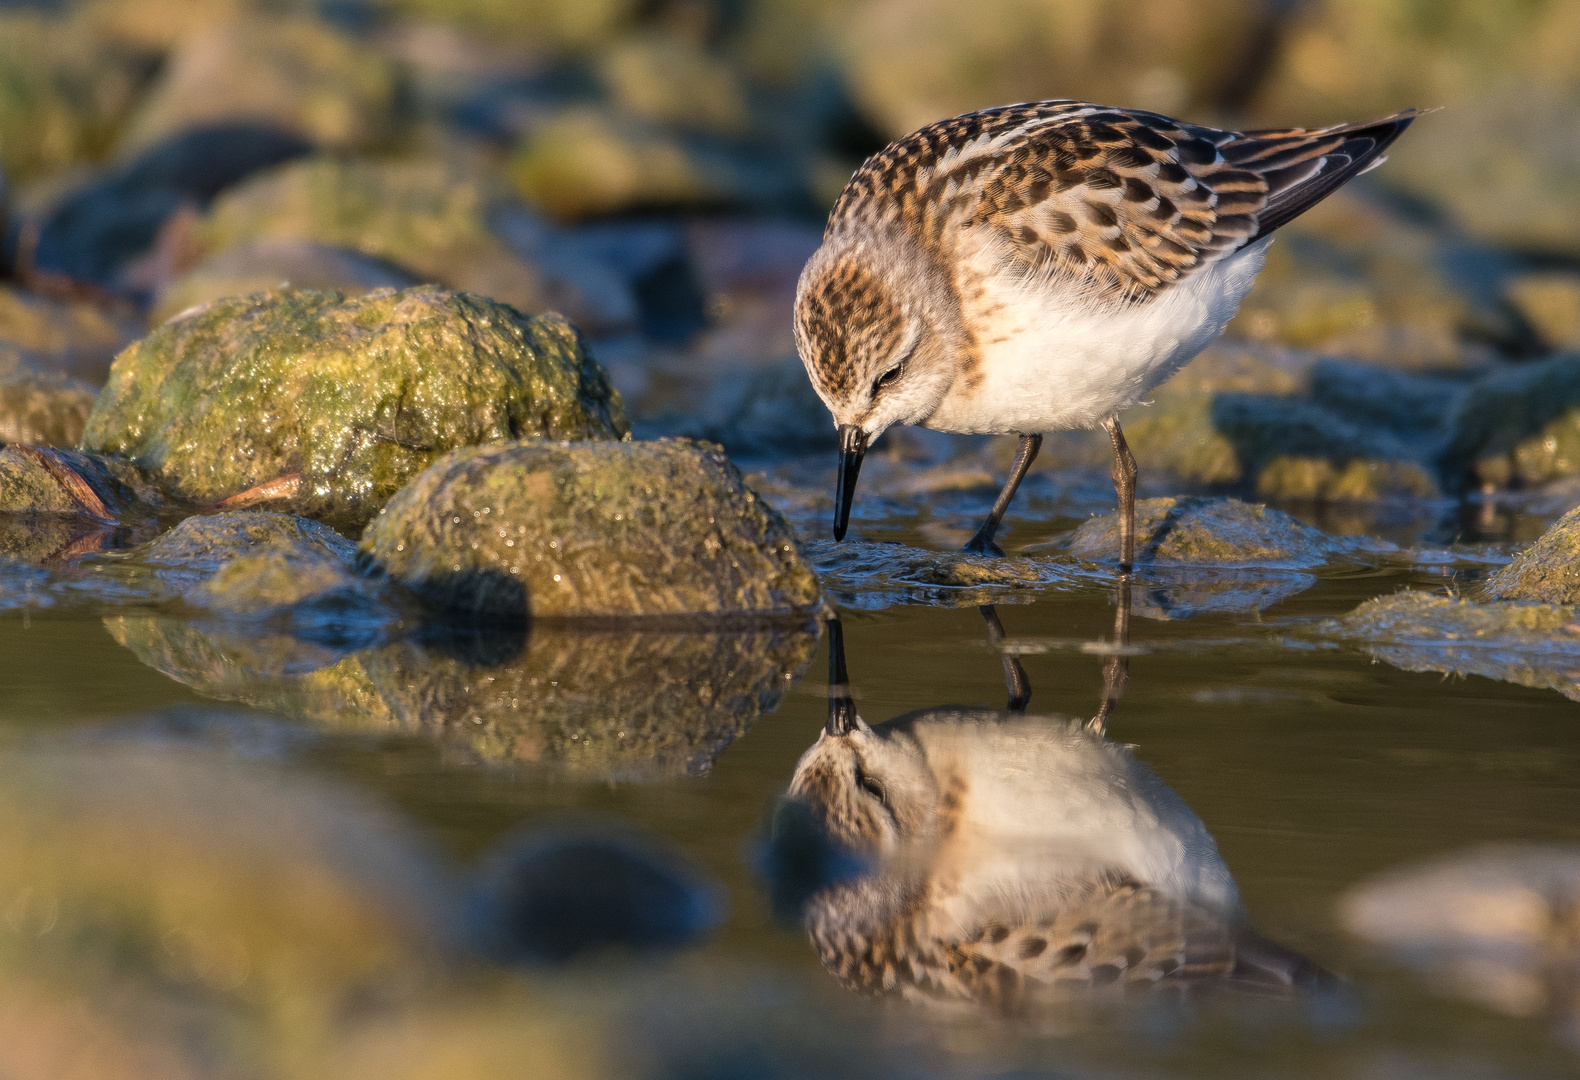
[872,364,904,396]
[853,764,887,804]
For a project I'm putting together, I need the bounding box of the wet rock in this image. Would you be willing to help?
[1128,568,1318,620]
[131,510,391,624]
[201,156,548,312]
[0,444,161,563]
[82,286,627,531]
[362,439,820,621]
[1507,272,1580,353]
[806,539,1077,610]
[149,239,419,326]
[474,826,723,964]
[1441,352,1580,492]
[509,107,792,220]
[115,18,398,156]
[106,618,819,777]
[0,13,146,183]
[0,285,142,384]
[0,742,454,1075]
[1067,496,1391,568]
[1481,504,1580,605]
[31,123,313,289]
[0,370,97,446]
[1341,843,1580,1022]
[1327,591,1580,702]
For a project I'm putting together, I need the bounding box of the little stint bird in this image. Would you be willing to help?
[794,100,1422,568]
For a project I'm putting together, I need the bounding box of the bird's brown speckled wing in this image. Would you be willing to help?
[831,101,1421,300]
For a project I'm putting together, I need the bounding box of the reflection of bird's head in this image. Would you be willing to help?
[787,715,941,854]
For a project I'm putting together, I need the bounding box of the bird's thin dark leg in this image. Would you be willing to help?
[1089,577,1132,735]
[963,433,1042,558]
[979,604,1030,711]
[1102,417,1138,573]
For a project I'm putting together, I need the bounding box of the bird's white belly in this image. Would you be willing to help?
[925,237,1272,435]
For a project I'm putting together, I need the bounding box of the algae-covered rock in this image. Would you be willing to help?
[599,33,751,137]
[0,371,97,446]
[363,439,821,621]
[115,18,398,156]
[106,617,819,777]
[150,239,419,325]
[0,444,160,563]
[201,157,548,312]
[1327,591,1580,702]
[1506,272,1580,353]
[1441,352,1580,491]
[82,287,628,530]
[0,742,455,1077]
[129,511,399,633]
[1067,496,1388,568]
[1481,504,1580,605]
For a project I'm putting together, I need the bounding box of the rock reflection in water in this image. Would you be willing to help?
[105,614,819,778]
[772,589,1324,1013]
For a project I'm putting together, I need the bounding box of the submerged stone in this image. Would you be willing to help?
[1480,504,1580,605]
[362,439,821,620]
[1327,591,1580,702]
[805,539,1077,610]
[0,445,161,562]
[82,287,628,531]
[1066,496,1389,569]
[106,617,819,777]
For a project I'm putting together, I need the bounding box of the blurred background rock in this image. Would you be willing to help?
[2,0,1580,512]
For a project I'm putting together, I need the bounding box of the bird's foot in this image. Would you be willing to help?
[961,533,1005,558]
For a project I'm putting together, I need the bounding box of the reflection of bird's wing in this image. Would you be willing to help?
[810,872,1324,1012]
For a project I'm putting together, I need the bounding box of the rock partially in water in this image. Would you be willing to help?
[1341,843,1580,1023]
[1327,591,1580,701]
[362,439,821,620]
[473,826,723,964]
[83,287,628,531]
[202,156,549,313]
[106,618,820,777]
[132,510,393,625]
[0,370,97,446]
[114,17,398,156]
[1067,496,1391,569]
[1442,352,1580,492]
[0,445,159,562]
[150,239,419,326]
[0,741,456,1075]
[1480,505,1580,605]
[806,539,1078,609]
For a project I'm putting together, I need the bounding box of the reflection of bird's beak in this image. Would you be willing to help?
[825,617,859,736]
[833,424,867,542]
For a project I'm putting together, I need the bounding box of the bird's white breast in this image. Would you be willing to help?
[925,237,1272,435]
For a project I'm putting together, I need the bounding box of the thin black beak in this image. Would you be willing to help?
[825,617,858,736]
[833,424,867,542]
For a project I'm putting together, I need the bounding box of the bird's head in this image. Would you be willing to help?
[794,231,958,539]
[787,717,941,854]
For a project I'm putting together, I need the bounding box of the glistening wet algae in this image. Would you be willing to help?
[81,286,629,531]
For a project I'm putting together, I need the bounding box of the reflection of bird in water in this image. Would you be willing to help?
[780,590,1323,1011]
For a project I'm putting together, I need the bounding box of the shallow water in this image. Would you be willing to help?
[3,493,1580,1079]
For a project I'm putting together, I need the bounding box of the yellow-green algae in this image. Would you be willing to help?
[1442,352,1580,490]
[1066,496,1374,568]
[362,438,822,620]
[1331,590,1580,702]
[105,616,819,778]
[1481,503,1580,605]
[0,372,97,447]
[82,287,628,532]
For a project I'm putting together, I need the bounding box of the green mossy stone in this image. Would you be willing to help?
[0,445,157,562]
[363,438,822,620]
[1331,590,1580,702]
[82,287,628,532]
[1481,504,1580,605]
[1067,496,1354,568]
[0,371,98,446]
